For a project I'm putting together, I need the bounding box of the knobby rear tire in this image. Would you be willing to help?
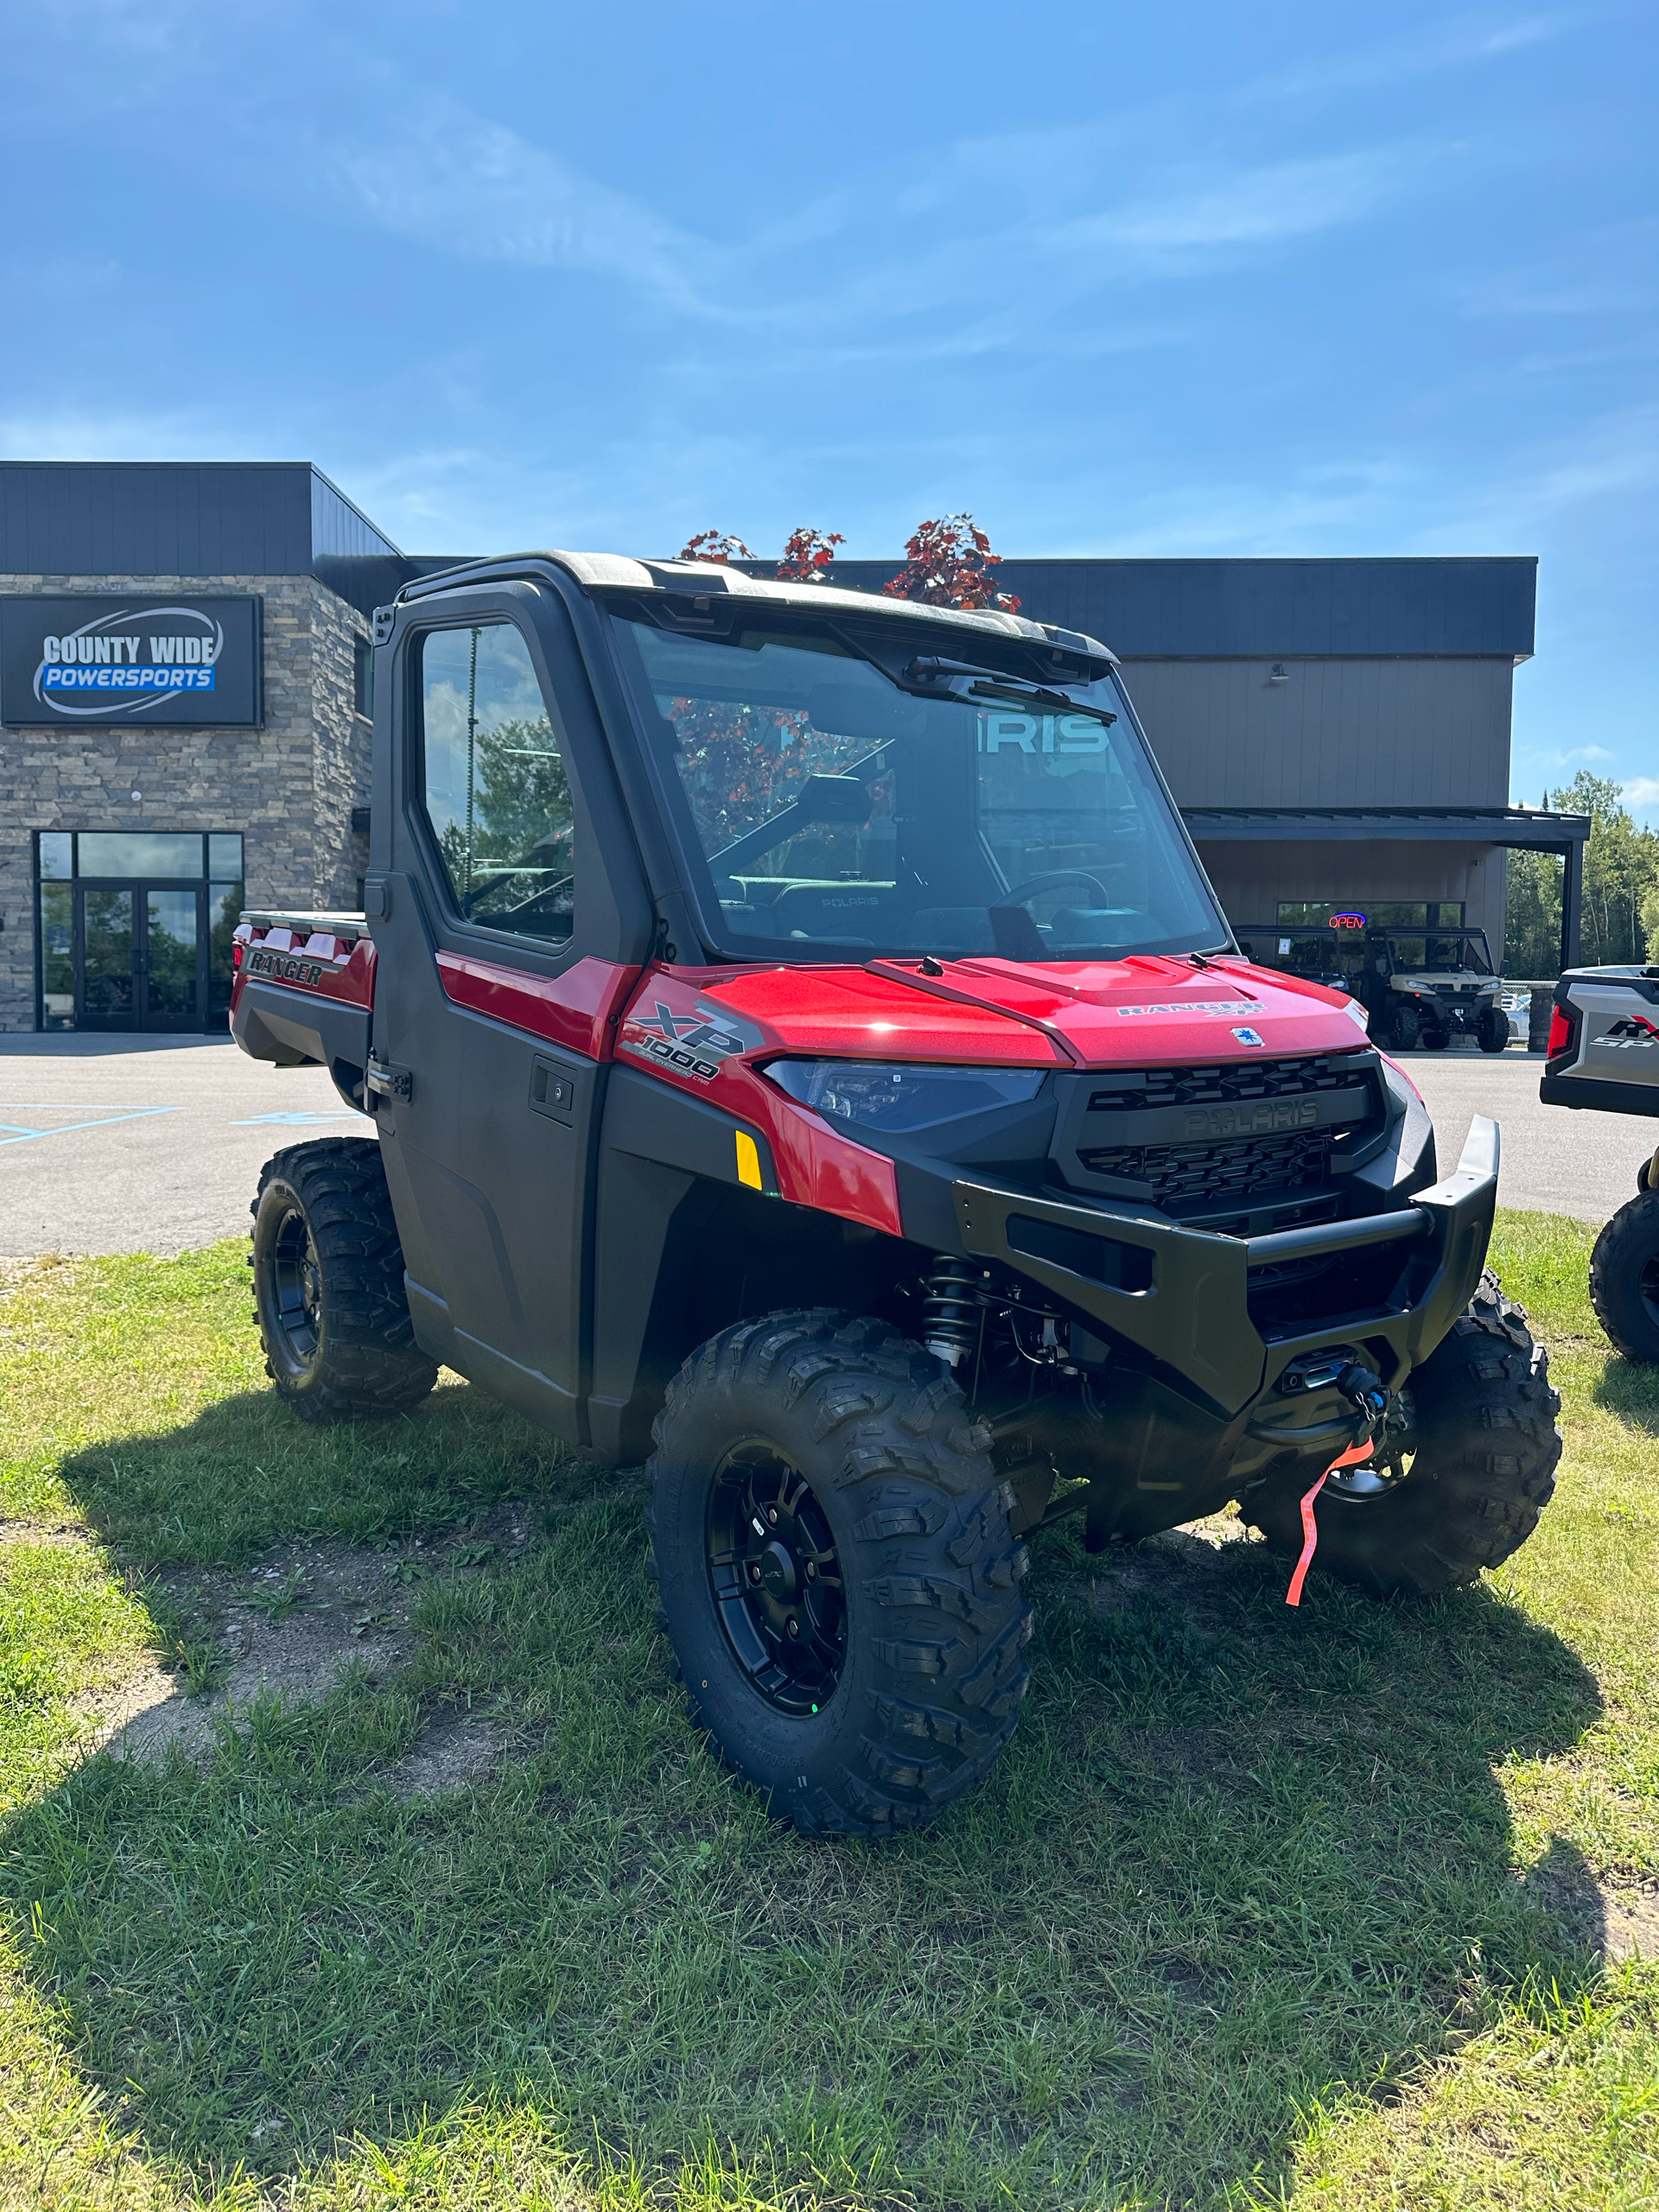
[1477,1006,1510,1053]
[1590,1192,1659,1363]
[645,1310,1034,1837]
[1244,1269,1560,1597]
[250,1138,437,1424]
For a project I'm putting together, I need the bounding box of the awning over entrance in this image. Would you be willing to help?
[1180,805,1592,969]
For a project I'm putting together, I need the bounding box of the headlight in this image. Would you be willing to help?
[765,1059,1047,1132]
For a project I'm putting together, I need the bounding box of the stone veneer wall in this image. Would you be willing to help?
[0,572,372,1031]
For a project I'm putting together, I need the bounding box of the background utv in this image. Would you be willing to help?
[232,551,1562,1836]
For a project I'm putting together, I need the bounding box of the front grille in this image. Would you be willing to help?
[1086,1052,1365,1113]
[1054,1047,1382,1229]
[1078,1127,1332,1212]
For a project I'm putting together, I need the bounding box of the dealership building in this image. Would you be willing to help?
[0,460,1588,1033]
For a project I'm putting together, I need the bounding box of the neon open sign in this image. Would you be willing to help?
[1327,912,1368,931]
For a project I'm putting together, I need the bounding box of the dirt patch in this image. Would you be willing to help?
[380,1707,500,1797]
[1110,1724,1231,1780]
[1524,1855,1659,1962]
[1078,1521,1262,1631]
[97,1516,524,1785]
[0,1516,99,1548]
[0,1254,76,1302]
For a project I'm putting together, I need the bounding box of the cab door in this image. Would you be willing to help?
[365,578,652,1444]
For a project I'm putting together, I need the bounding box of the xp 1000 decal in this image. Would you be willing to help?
[620,998,755,1082]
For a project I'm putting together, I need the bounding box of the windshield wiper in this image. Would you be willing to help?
[903,656,1116,724]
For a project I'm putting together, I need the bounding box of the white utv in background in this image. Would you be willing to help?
[1541,963,1659,1361]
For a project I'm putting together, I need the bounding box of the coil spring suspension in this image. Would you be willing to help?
[923,1256,982,1368]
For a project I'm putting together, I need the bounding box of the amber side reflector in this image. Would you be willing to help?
[734,1130,763,1190]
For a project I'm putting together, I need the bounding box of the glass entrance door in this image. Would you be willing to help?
[73,884,205,1031]
[79,887,138,1028]
[36,832,245,1033]
[142,888,205,1029]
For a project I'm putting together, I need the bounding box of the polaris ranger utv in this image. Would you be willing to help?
[1541,963,1659,1362]
[231,552,1561,1835]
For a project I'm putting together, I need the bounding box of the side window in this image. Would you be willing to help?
[418,622,576,943]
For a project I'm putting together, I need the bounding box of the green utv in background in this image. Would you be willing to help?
[1235,925,1511,1055]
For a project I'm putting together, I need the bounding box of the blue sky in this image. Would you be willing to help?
[3,2,1654,815]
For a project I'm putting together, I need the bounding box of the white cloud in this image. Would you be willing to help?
[1236,13,1562,103]
[1621,778,1659,807]
[1047,149,1414,259]
[312,95,718,315]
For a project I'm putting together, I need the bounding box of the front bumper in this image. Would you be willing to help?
[1414,993,1499,1033]
[950,1118,1499,1535]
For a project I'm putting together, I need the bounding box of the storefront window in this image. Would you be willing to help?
[208,880,245,1019]
[32,830,246,1030]
[1275,899,1465,930]
[78,831,203,879]
[39,882,74,1028]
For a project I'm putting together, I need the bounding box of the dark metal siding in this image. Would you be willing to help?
[310,471,408,616]
[1128,658,1515,809]
[805,556,1537,660]
[0,461,317,578]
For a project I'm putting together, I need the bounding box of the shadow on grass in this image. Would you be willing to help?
[3,1382,1612,2212]
[1591,1353,1659,1428]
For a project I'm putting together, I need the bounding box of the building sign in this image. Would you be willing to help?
[0,595,262,726]
[1327,912,1368,930]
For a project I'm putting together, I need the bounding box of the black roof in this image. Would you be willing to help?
[1183,805,1587,848]
[0,464,1537,651]
[0,461,406,616]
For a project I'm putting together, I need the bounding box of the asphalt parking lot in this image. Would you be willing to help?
[1,1035,1653,1259]
[0,1033,360,1257]
[1404,1048,1653,1223]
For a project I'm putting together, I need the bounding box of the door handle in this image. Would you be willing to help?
[366,1054,414,1103]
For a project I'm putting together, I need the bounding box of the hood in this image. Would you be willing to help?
[693,953,1370,1068]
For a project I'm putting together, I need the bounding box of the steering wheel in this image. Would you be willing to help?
[997,869,1112,909]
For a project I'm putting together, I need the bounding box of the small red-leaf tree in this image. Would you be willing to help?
[775,527,846,584]
[882,513,1020,612]
[676,530,754,565]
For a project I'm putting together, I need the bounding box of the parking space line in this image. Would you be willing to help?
[0,1107,178,1147]
[229,1111,364,1127]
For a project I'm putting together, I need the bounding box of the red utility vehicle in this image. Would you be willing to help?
[232,553,1560,1834]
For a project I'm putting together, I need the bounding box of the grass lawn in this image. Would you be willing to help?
[1,1213,1656,2210]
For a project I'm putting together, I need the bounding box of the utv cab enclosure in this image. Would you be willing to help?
[232,552,1560,1835]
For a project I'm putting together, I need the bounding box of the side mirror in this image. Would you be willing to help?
[795,774,874,826]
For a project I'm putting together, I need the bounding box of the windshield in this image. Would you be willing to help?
[1236,931,1363,985]
[1380,931,1494,975]
[609,613,1226,963]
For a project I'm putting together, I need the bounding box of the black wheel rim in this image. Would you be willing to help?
[269,1201,323,1368]
[706,1445,845,1713]
[1325,1389,1419,1502]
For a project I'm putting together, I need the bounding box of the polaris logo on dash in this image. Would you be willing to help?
[32,605,223,716]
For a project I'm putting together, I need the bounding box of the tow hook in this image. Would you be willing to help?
[1333,1363,1389,1431]
[1283,1363,1390,1609]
